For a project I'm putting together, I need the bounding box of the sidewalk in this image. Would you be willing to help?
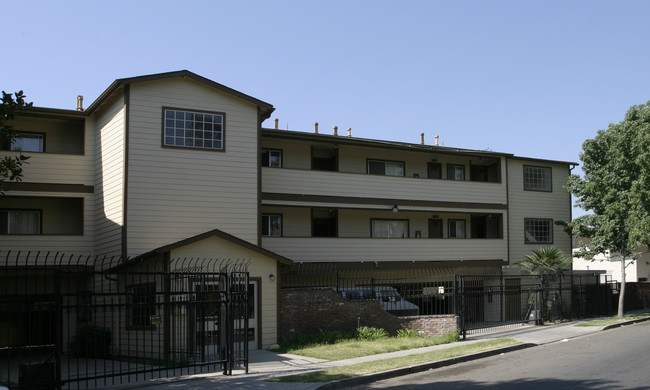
[113,312,650,390]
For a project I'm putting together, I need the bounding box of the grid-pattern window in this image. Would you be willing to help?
[129,284,156,328]
[524,166,552,191]
[524,218,553,243]
[262,214,282,236]
[262,149,282,167]
[367,160,405,176]
[164,109,224,150]
[372,219,409,238]
[0,210,41,234]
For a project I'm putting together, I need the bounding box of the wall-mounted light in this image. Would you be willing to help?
[392,204,399,213]
[269,274,276,281]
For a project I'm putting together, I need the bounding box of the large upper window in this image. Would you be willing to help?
[262,214,282,236]
[163,108,224,150]
[368,160,405,176]
[524,165,552,191]
[0,210,41,234]
[262,149,282,167]
[524,218,553,243]
[372,219,409,238]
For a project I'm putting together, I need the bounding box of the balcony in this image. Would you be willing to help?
[262,168,507,206]
[262,237,507,264]
[3,151,94,185]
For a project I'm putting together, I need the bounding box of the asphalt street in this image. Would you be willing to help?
[344,321,650,389]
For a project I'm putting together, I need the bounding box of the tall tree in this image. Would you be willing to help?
[566,101,650,319]
[1,91,32,188]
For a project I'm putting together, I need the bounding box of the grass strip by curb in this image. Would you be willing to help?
[575,313,650,327]
[271,338,520,383]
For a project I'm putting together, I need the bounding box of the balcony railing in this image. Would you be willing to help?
[262,168,506,205]
[262,237,507,263]
[5,151,94,185]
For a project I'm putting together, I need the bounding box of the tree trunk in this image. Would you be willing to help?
[618,254,626,319]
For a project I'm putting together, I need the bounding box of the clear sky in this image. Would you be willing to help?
[3,1,650,217]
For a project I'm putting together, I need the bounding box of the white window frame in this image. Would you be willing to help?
[524,165,552,192]
[1,210,41,234]
[262,149,282,167]
[371,219,409,238]
[163,108,224,150]
[367,160,405,177]
[448,219,466,238]
[262,214,282,236]
[524,218,553,243]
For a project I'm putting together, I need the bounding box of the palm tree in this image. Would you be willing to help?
[517,247,572,321]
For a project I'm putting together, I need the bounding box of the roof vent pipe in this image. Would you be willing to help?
[347,127,351,137]
[314,122,319,134]
[76,95,84,112]
[333,126,338,136]
[274,118,279,130]
[420,132,425,145]
[435,135,439,146]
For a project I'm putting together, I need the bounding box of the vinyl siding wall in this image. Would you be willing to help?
[507,159,572,265]
[93,93,126,257]
[125,79,260,257]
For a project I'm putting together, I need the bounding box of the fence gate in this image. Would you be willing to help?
[456,274,542,339]
[0,252,249,390]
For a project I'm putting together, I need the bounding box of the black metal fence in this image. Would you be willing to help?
[280,264,547,338]
[0,251,249,390]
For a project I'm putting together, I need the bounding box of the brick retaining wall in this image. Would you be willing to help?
[279,287,458,341]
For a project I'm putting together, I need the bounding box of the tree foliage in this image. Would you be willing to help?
[566,100,650,317]
[1,90,32,187]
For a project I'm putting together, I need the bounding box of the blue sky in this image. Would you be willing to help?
[3,1,650,217]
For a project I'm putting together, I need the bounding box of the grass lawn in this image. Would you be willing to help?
[575,313,650,327]
[271,339,520,383]
[282,331,459,361]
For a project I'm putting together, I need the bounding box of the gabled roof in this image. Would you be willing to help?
[85,70,275,119]
[131,228,293,265]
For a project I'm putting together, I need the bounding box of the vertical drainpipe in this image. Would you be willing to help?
[122,85,130,260]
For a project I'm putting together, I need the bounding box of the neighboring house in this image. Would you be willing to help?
[0,70,575,352]
[573,240,650,283]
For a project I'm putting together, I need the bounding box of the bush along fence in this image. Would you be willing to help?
[0,251,250,390]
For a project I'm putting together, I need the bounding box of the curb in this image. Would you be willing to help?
[315,343,537,390]
[602,315,650,331]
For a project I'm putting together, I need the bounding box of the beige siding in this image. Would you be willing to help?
[262,237,506,263]
[170,236,280,349]
[93,93,126,257]
[2,152,94,184]
[125,79,260,256]
[263,168,506,205]
[507,159,572,265]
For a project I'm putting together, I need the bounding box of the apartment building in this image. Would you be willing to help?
[1,70,574,352]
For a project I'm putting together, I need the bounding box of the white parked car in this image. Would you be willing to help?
[336,286,419,316]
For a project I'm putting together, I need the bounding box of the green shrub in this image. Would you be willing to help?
[69,325,112,358]
[355,326,388,341]
[396,328,419,338]
[318,329,344,344]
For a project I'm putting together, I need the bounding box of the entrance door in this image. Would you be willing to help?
[192,280,258,356]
